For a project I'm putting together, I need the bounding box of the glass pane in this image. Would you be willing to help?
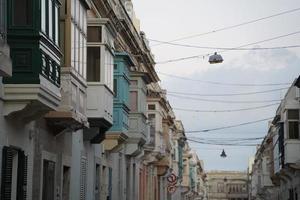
[75,28,79,71]
[113,79,117,96]
[87,47,100,82]
[130,91,138,112]
[71,23,75,68]
[81,35,86,78]
[13,0,32,26]
[83,39,87,79]
[289,122,299,139]
[288,109,299,120]
[48,0,53,39]
[41,0,46,31]
[55,5,59,45]
[87,27,102,42]
[78,33,82,75]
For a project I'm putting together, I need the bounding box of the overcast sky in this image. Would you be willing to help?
[131,0,300,171]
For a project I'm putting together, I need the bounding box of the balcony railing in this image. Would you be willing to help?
[41,53,60,87]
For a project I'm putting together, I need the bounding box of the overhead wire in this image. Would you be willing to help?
[185,117,273,133]
[159,72,291,86]
[168,94,282,104]
[151,7,300,46]
[156,30,300,64]
[167,87,289,96]
[189,136,264,140]
[150,39,300,51]
[173,103,279,113]
[187,138,259,146]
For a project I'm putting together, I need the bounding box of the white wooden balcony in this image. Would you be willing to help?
[284,139,300,167]
[86,83,113,126]
[84,83,113,143]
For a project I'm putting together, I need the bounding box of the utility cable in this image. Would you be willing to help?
[168,94,282,104]
[188,136,264,142]
[185,117,273,133]
[150,39,300,51]
[159,72,291,86]
[187,138,259,146]
[167,87,289,96]
[151,7,300,47]
[156,30,300,64]
[173,103,279,113]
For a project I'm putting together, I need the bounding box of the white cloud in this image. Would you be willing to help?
[228,48,297,71]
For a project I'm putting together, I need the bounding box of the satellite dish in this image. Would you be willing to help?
[209,52,223,64]
[220,149,227,158]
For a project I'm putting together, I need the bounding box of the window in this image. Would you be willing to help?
[71,0,87,78]
[289,122,299,139]
[80,158,87,200]
[87,24,114,90]
[130,80,138,85]
[288,110,299,120]
[41,0,59,45]
[1,147,27,200]
[113,79,117,97]
[48,0,53,39]
[87,27,102,42]
[148,104,156,110]
[95,164,100,200]
[148,114,156,145]
[287,110,299,139]
[217,183,224,193]
[130,91,138,112]
[42,160,55,200]
[62,166,71,200]
[41,0,46,31]
[12,0,32,26]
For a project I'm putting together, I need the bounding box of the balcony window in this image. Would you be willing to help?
[41,0,60,45]
[71,0,87,78]
[12,0,32,26]
[87,47,100,81]
[287,109,299,139]
[87,24,114,91]
[148,104,156,110]
[130,91,138,112]
[87,26,102,42]
[148,114,156,145]
[113,79,117,97]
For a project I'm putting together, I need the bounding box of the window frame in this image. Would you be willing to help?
[286,109,300,139]
[11,0,33,27]
[40,0,60,46]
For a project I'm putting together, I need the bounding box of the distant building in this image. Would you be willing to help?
[206,171,249,200]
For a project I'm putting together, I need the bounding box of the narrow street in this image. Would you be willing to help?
[0,0,299,199]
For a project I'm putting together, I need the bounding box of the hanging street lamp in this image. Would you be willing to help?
[220,149,227,158]
[209,52,223,64]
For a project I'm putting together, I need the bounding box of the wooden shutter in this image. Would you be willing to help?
[80,158,87,200]
[17,150,27,200]
[42,160,55,200]
[108,167,112,200]
[1,146,14,200]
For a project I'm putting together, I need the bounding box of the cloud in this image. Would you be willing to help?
[228,48,299,71]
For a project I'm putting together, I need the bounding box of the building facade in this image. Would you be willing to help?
[249,76,300,200]
[0,0,206,200]
[206,171,249,200]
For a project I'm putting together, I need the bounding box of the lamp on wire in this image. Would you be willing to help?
[220,149,227,158]
[209,52,223,64]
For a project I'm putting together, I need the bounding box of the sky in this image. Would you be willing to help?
[131,0,300,171]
